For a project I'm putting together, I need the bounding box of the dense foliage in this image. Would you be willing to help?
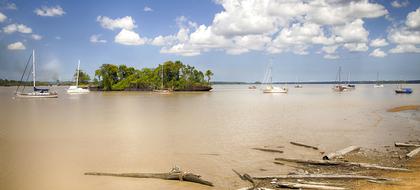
[73,69,91,85]
[94,61,213,91]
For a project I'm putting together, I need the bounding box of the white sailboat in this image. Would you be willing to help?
[262,61,288,93]
[153,64,172,94]
[373,72,384,88]
[67,60,90,94]
[332,66,348,92]
[15,50,58,98]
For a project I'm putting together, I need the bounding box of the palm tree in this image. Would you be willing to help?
[205,70,213,84]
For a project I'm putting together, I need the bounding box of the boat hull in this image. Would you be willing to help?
[16,92,58,98]
[395,88,413,94]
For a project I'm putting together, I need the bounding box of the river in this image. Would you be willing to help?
[1,84,420,189]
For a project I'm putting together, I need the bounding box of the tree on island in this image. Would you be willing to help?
[93,61,212,91]
[205,70,213,84]
[73,69,91,85]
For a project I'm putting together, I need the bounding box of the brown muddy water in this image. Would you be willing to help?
[1,84,420,190]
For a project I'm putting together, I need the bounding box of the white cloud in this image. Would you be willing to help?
[370,38,388,47]
[114,29,146,45]
[333,19,369,43]
[3,23,32,34]
[369,48,386,57]
[343,43,369,52]
[150,0,388,56]
[406,8,420,30]
[5,2,17,10]
[31,34,42,40]
[389,44,420,53]
[144,6,153,12]
[7,41,25,50]
[0,12,6,22]
[34,6,65,17]
[324,54,339,59]
[55,36,61,40]
[322,45,339,54]
[97,16,136,30]
[391,1,409,8]
[90,34,107,43]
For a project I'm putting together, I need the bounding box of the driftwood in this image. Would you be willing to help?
[273,181,346,190]
[290,142,319,150]
[407,147,420,158]
[323,146,360,160]
[252,148,283,153]
[395,142,420,147]
[85,167,213,186]
[274,157,410,171]
[253,174,393,181]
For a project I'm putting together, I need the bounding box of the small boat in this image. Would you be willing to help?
[373,72,384,88]
[262,60,288,93]
[345,72,355,90]
[395,83,412,94]
[67,60,90,94]
[294,77,303,88]
[332,66,348,92]
[15,50,58,98]
[395,88,413,94]
[154,64,173,94]
[248,85,257,89]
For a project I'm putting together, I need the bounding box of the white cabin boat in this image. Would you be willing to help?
[67,60,90,94]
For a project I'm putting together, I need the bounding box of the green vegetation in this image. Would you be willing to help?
[94,60,212,91]
[73,69,91,85]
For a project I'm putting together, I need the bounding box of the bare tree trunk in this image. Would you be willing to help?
[323,146,360,160]
[253,174,393,181]
[395,142,420,147]
[273,181,346,190]
[252,148,283,153]
[274,157,410,171]
[407,147,420,158]
[290,142,319,150]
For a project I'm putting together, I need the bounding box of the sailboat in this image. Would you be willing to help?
[373,72,384,88]
[153,64,172,94]
[346,72,355,89]
[333,66,348,92]
[262,61,288,93]
[15,50,58,98]
[395,81,413,94]
[67,60,90,94]
[294,77,303,88]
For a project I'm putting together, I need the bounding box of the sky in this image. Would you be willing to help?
[0,0,420,82]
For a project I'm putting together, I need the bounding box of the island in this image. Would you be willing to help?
[90,60,213,91]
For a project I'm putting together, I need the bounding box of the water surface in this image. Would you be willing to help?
[1,84,420,189]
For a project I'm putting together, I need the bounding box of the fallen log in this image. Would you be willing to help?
[395,142,420,147]
[85,167,213,186]
[253,174,393,181]
[252,148,283,153]
[274,181,346,190]
[407,147,420,158]
[274,157,410,172]
[290,142,319,150]
[323,146,360,160]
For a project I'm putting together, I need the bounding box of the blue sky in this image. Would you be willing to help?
[0,0,420,82]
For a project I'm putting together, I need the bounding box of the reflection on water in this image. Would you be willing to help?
[1,84,420,189]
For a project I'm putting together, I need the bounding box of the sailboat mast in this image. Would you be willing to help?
[32,49,36,87]
[76,60,80,87]
[338,66,341,84]
[161,65,164,89]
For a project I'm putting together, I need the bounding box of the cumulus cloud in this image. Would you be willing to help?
[97,16,136,30]
[114,29,146,45]
[388,8,420,54]
[90,34,107,43]
[391,1,409,8]
[3,23,32,34]
[34,6,65,17]
[7,41,25,50]
[31,34,42,40]
[0,12,6,22]
[369,48,386,57]
[151,0,388,57]
[389,44,420,53]
[370,38,388,47]
[406,8,420,30]
[144,6,153,12]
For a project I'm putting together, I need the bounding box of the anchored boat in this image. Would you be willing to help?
[262,60,288,93]
[67,60,90,94]
[15,50,58,98]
